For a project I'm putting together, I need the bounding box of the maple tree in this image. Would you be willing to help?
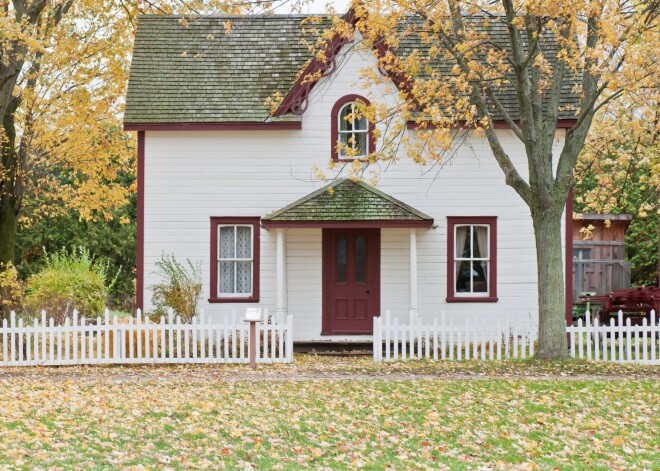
[313,0,659,358]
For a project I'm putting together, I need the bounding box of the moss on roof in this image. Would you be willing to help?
[262,179,433,222]
[125,15,332,124]
[125,14,581,124]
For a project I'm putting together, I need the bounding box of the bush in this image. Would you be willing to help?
[151,254,202,322]
[0,262,25,319]
[15,201,136,311]
[24,247,117,323]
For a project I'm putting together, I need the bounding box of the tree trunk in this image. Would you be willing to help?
[0,192,17,265]
[532,205,569,359]
[0,108,19,266]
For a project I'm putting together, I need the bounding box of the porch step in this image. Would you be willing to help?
[294,342,373,356]
[306,350,373,357]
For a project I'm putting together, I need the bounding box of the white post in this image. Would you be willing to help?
[276,228,288,317]
[409,228,418,317]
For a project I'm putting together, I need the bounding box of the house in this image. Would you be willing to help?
[123,13,579,341]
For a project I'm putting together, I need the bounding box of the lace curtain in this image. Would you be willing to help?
[219,226,252,294]
[474,226,488,258]
[455,226,469,282]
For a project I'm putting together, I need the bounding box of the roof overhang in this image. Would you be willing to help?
[262,220,433,229]
[261,179,434,229]
[123,121,301,132]
[407,119,578,130]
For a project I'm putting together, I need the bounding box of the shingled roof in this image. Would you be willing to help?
[261,179,434,226]
[124,14,581,125]
[124,15,332,124]
[396,16,581,121]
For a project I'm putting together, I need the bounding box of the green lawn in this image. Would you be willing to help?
[0,362,658,469]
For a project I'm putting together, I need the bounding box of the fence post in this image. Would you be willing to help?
[585,310,592,360]
[286,314,293,363]
[112,314,120,362]
[2,318,7,367]
[373,315,379,363]
[385,310,391,362]
[618,310,624,361]
[651,310,657,364]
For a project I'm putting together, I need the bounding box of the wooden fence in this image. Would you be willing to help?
[374,309,660,364]
[567,310,659,365]
[372,310,537,362]
[0,309,293,366]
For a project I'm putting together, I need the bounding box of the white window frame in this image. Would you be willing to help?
[337,101,369,158]
[217,224,254,297]
[454,224,490,297]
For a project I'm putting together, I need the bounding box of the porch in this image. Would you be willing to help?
[261,179,433,340]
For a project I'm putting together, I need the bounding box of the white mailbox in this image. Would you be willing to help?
[244,307,263,322]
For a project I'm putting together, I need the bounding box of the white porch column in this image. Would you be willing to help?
[276,228,288,316]
[409,228,418,317]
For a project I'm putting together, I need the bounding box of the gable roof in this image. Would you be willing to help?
[124,13,581,127]
[261,179,434,227]
[124,15,332,125]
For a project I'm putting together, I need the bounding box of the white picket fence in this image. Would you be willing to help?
[0,309,293,367]
[567,310,659,365]
[374,309,660,364]
[373,310,537,362]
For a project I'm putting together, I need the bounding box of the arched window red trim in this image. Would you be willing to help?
[330,94,376,161]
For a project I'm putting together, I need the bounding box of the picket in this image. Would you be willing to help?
[0,310,294,366]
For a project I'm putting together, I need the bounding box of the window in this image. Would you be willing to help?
[209,217,260,302]
[330,95,375,161]
[338,102,369,157]
[447,217,497,302]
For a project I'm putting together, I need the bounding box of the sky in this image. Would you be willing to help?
[273,0,352,14]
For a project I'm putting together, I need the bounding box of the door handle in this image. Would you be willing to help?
[366,289,371,294]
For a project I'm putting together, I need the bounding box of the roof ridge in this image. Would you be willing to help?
[136,13,335,19]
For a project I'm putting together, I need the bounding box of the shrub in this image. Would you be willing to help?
[24,247,116,323]
[0,262,25,319]
[151,254,202,322]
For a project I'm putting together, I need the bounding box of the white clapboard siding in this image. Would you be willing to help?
[567,310,659,365]
[373,310,536,362]
[141,39,559,341]
[0,309,293,367]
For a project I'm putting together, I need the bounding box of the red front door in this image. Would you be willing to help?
[322,228,380,335]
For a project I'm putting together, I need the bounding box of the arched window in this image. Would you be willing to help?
[331,95,375,161]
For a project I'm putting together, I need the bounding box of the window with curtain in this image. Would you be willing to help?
[217,225,253,296]
[210,217,260,303]
[454,224,489,295]
[447,217,497,302]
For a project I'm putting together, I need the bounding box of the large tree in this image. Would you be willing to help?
[317,0,659,357]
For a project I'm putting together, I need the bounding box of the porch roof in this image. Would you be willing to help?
[261,179,433,228]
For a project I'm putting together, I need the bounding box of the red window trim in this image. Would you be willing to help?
[331,94,376,162]
[136,131,145,310]
[209,217,260,303]
[446,216,498,303]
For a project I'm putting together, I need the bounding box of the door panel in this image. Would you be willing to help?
[322,229,380,334]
